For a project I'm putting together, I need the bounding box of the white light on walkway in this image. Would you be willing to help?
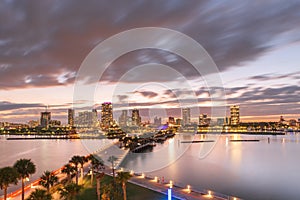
[168,188,172,200]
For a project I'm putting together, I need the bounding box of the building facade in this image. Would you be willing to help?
[153,116,162,127]
[118,110,129,127]
[68,109,74,127]
[101,102,113,130]
[230,105,240,126]
[132,109,141,126]
[40,111,51,128]
[182,108,191,126]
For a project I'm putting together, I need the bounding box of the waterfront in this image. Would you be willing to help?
[1,133,300,199]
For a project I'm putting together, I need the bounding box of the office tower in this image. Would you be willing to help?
[230,105,240,126]
[154,116,162,126]
[40,111,51,128]
[176,118,182,125]
[28,120,39,128]
[119,110,128,127]
[225,117,231,125]
[92,109,98,126]
[199,114,207,126]
[168,116,175,125]
[49,120,61,127]
[76,110,98,128]
[132,109,141,126]
[68,109,75,127]
[101,102,113,130]
[182,108,191,126]
[199,114,211,126]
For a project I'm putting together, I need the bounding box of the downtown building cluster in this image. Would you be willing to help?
[1,103,300,134]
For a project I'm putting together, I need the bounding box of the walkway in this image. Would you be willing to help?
[127,173,236,200]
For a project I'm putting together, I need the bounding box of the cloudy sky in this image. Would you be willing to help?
[0,0,299,123]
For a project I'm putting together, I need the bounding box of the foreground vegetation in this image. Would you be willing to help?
[76,175,167,200]
[0,155,167,200]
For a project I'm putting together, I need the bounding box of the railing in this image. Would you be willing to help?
[126,172,242,200]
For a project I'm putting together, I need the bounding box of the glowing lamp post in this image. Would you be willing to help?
[187,185,191,193]
[169,180,173,188]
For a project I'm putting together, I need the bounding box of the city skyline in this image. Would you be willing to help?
[0,1,299,123]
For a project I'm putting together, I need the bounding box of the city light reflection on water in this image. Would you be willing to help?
[122,133,300,199]
[1,133,300,199]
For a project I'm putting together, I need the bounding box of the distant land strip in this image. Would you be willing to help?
[180,140,215,143]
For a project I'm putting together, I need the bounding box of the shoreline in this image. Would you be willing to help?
[1,152,236,200]
[1,131,290,140]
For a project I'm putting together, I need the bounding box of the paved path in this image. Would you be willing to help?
[2,148,238,200]
[129,174,227,200]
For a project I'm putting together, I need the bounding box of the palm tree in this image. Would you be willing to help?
[88,154,104,171]
[95,172,104,200]
[69,155,81,185]
[78,156,88,184]
[88,154,105,200]
[88,154,104,183]
[39,171,58,193]
[116,172,132,200]
[0,167,19,200]
[58,183,82,200]
[107,156,117,180]
[13,159,36,200]
[61,164,76,183]
[101,183,112,200]
[26,189,52,200]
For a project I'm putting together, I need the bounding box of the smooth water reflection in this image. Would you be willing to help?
[1,133,300,199]
[122,133,300,199]
[0,136,101,195]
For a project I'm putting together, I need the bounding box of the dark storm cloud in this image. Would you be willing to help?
[117,95,129,102]
[0,101,43,111]
[226,85,300,117]
[249,72,300,81]
[135,91,158,98]
[0,0,300,88]
[113,85,300,118]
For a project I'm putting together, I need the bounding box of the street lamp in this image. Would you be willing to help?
[186,185,191,193]
[169,180,173,188]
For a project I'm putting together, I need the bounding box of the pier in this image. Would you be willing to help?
[131,142,156,153]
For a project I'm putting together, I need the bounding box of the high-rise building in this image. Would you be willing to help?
[230,105,240,126]
[199,114,210,126]
[40,111,51,128]
[132,109,141,126]
[119,110,128,127]
[28,120,39,128]
[175,118,182,125]
[49,120,61,127]
[153,116,162,126]
[92,109,98,126]
[101,102,113,130]
[182,108,191,126]
[168,117,175,125]
[68,109,75,127]
[75,110,98,128]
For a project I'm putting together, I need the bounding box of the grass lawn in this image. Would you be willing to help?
[75,175,168,200]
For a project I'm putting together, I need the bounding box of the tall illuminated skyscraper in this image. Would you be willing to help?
[101,102,113,130]
[132,109,141,126]
[154,116,162,126]
[68,109,74,127]
[182,108,191,126]
[40,111,51,128]
[119,110,128,127]
[168,116,175,125]
[230,105,240,125]
[199,114,210,126]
